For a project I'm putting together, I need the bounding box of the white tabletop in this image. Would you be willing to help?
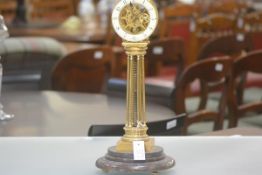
[0,137,261,175]
[0,91,174,136]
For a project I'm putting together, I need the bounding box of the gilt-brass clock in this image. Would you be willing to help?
[96,1,175,173]
[112,0,158,42]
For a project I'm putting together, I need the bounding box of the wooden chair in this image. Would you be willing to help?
[194,13,237,39]
[208,0,250,14]
[0,0,17,24]
[88,113,185,136]
[228,50,262,128]
[198,34,253,60]
[242,11,262,33]
[197,34,253,108]
[51,46,113,93]
[189,13,237,64]
[145,38,185,80]
[72,0,80,15]
[27,0,75,23]
[172,56,233,135]
[160,3,201,38]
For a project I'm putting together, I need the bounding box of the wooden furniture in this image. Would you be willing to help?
[0,0,17,24]
[243,11,262,32]
[0,91,175,136]
[197,34,253,60]
[189,13,237,64]
[228,50,262,128]
[27,0,75,23]
[192,13,237,40]
[0,137,261,175]
[172,56,233,135]
[160,4,201,38]
[8,1,109,44]
[72,0,80,15]
[146,38,185,79]
[9,17,107,44]
[51,47,113,93]
[241,11,262,51]
[196,34,253,109]
[88,114,185,136]
[208,0,250,14]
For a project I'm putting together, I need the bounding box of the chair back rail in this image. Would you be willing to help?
[172,56,233,134]
[196,34,253,109]
[229,50,262,127]
[146,38,185,80]
[27,0,74,22]
[197,34,253,60]
[189,13,238,64]
[51,46,113,93]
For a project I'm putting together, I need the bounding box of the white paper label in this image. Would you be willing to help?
[215,63,223,72]
[166,119,177,130]
[236,33,245,42]
[237,18,244,28]
[133,141,146,160]
[190,20,196,32]
[153,46,164,55]
[94,51,103,59]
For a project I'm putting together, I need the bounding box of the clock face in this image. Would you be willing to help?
[112,0,158,42]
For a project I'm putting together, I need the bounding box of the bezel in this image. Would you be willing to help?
[112,0,158,42]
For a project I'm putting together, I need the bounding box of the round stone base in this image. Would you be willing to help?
[96,146,175,173]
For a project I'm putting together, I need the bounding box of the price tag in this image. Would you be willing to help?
[215,63,223,72]
[133,141,146,160]
[94,51,103,59]
[237,18,244,28]
[236,33,245,42]
[166,119,177,130]
[153,46,163,55]
[190,20,196,32]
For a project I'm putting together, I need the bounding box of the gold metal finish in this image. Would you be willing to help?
[116,41,154,153]
[96,1,175,173]
[119,3,150,34]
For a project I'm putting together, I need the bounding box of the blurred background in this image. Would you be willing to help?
[0,0,261,136]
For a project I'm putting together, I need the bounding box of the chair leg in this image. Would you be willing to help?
[236,73,246,105]
[198,81,208,110]
[181,126,188,135]
[228,117,238,128]
[214,115,223,130]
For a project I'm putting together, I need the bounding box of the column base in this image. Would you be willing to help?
[96,146,175,174]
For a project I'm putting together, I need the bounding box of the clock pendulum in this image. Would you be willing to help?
[96,0,175,174]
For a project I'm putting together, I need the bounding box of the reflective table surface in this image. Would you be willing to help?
[0,137,261,175]
[0,91,175,136]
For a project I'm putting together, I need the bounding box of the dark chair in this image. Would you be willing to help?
[189,13,237,64]
[160,4,201,38]
[228,50,262,128]
[197,34,254,108]
[28,0,75,23]
[146,38,185,82]
[51,46,113,93]
[208,1,249,14]
[171,56,233,135]
[0,0,16,24]
[242,11,262,33]
[88,113,185,136]
[197,34,253,61]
